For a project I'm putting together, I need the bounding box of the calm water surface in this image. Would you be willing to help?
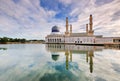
[0,44,120,81]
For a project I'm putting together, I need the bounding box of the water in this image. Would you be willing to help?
[0,44,120,81]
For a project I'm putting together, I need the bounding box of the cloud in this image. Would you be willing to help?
[95,0,113,5]
[68,0,120,37]
[0,0,57,39]
[0,0,120,39]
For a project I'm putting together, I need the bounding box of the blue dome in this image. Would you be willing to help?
[52,55,59,61]
[52,26,60,32]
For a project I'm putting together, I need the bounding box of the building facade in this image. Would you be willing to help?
[45,15,120,45]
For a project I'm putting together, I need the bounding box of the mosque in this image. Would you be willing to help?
[45,15,120,45]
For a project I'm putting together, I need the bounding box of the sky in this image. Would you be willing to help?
[0,0,120,40]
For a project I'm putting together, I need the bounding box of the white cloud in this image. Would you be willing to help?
[0,0,59,39]
[0,0,120,39]
[68,0,120,37]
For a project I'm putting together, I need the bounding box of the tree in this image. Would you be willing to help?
[0,37,9,44]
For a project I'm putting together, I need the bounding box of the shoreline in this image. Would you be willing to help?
[0,42,45,44]
[45,43,120,46]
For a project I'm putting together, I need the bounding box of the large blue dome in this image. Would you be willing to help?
[52,26,60,32]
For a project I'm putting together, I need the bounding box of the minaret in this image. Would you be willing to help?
[70,24,72,34]
[88,14,94,35]
[86,24,88,34]
[65,17,69,35]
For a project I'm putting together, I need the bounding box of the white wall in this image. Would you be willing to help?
[67,37,95,44]
[46,35,114,44]
[95,38,113,44]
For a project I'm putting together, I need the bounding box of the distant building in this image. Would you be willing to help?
[45,15,120,45]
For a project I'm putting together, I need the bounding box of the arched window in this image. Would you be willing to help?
[53,39,54,42]
[60,39,61,42]
[55,39,56,42]
[75,41,77,43]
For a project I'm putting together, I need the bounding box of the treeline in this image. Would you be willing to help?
[0,37,45,44]
[0,37,26,44]
[28,39,45,42]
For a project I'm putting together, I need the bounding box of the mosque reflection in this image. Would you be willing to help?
[46,44,104,73]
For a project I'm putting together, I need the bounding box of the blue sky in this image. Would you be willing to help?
[0,0,120,39]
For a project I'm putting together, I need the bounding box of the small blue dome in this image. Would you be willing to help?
[52,26,60,32]
[52,55,59,61]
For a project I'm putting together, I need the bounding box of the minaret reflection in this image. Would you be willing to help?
[86,51,89,63]
[65,50,69,70]
[86,51,94,73]
[70,51,72,62]
[65,50,72,70]
[46,44,100,72]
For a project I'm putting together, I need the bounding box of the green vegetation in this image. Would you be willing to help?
[28,39,45,43]
[0,37,45,44]
[0,37,26,44]
[0,48,7,50]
